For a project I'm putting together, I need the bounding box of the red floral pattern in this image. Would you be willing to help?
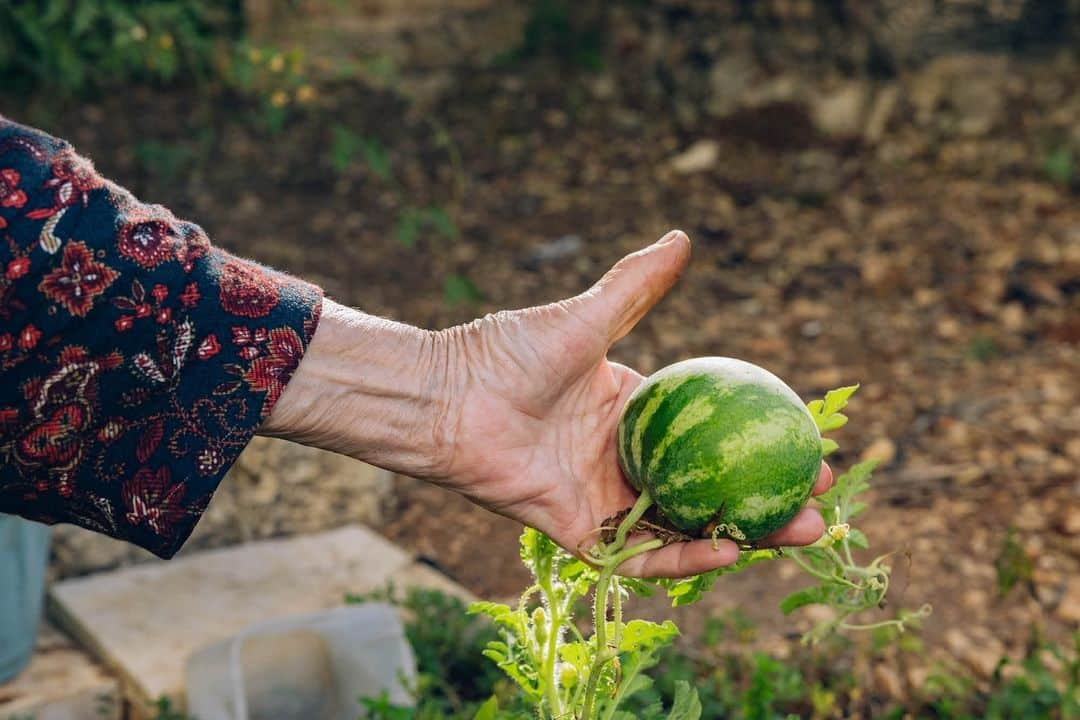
[243,327,304,413]
[0,168,27,230]
[0,115,323,557]
[117,209,177,268]
[122,466,189,536]
[219,261,280,318]
[25,147,103,219]
[39,241,119,317]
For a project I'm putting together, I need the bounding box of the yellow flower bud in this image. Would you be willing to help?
[295,85,316,103]
[827,523,850,542]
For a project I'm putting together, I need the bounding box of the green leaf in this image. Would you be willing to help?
[780,585,833,615]
[519,527,558,566]
[606,619,679,653]
[72,3,99,36]
[443,273,484,307]
[847,527,869,549]
[329,124,360,174]
[558,641,592,686]
[468,600,514,623]
[425,205,458,238]
[358,136,391,180]
[560,558,599,595]
[1044,146,1074,187]
[473,696,499,720]
[358,692,413,720]
[818,412,848,432]
[809,385,859,437]
[393,209,422,248]
[619,673,654,700]
[815,460,878,521]
[823,385,859,416]
[603,649,665,715]
[667,681,703,720]
[365,53,398,83]
[558,558,597,583]
[821,438,839,456]
[662,570,719,607]
[619,576,657,598]
[662,549,779,606]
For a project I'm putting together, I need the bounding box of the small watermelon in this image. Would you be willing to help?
[617,357,822,542]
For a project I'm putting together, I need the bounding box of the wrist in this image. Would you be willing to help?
[259,299,459,478]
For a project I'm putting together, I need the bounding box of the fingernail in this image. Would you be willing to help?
[657,229,687,246]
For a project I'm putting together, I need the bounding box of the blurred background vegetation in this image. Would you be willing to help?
[2,1,1079,717]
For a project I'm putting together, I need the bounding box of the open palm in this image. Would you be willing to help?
[441,231,832,578]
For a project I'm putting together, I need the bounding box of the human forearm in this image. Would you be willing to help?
[259,299,457,478]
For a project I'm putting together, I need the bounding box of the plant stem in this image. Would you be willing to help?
[615,490,654,549]
[842,537,856,568]
[838,618,912,632]
[581,565,614,720]
[537,572,562,717]
[612,577,623,657]
[788,550,862,590]
[579,498,664,720]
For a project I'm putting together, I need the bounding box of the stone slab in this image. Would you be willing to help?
[48,525,413,715]
[0,624,120,720]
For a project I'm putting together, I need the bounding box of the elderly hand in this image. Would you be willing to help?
[262,230,832,578]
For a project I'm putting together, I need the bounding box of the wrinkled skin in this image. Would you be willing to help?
[265,231,832,578]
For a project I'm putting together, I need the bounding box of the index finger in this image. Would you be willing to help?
[613,535,740,578]
[811,462,833,496]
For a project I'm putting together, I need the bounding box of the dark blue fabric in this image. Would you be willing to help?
[0,116,323,558]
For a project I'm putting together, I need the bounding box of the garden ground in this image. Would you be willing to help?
[7,2,1079,710]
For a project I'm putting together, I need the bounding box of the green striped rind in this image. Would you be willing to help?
[617,357,822,541]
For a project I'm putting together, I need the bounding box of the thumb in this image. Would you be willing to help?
[580,230,691,343]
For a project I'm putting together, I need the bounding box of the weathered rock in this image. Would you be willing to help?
[790,149,843,200]
[1060,506,1080,535]
[522,235,584,268]
[961,588,989,613]
[861,437,898,466]
[906,664,931,693]
[706,55,760,117]
[669,140,720,174]
[811,81,868,138]
[944,627,1005,679]
[907,54,1009,137]
[1057,577,1080,624]
[873,663,904,700]
[863,84,900,143]
[1013,501,1048,532]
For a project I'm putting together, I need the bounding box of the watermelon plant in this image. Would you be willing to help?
[469,358,930,719]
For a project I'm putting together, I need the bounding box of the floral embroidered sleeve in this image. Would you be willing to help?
[0,116,323,558]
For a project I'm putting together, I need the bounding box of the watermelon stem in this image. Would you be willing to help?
[579,492,664,720]
[612,490,655,550]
